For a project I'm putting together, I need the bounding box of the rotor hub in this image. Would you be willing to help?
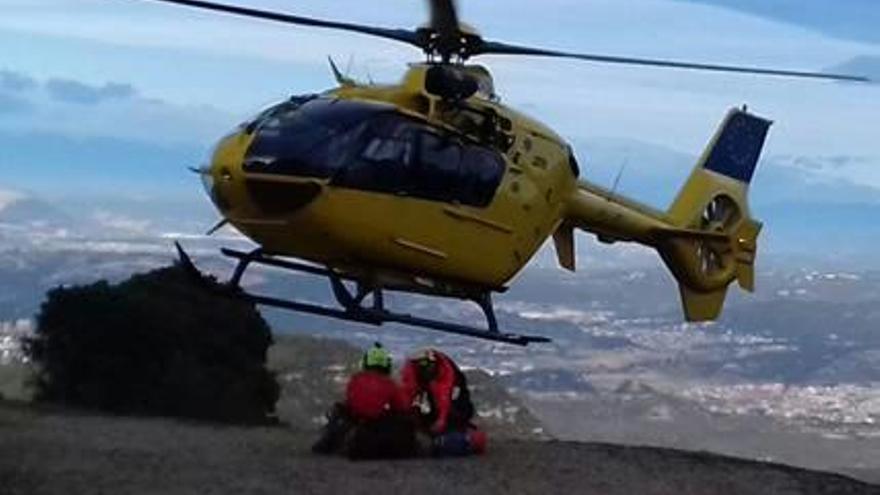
[416,26,484,63]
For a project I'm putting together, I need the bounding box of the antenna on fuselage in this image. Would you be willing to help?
[609,156,629,199]
[328,56,355,86]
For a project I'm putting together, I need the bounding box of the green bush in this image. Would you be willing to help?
[25,264,279,424]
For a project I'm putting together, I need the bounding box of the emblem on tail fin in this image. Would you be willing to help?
[702,109,772,183]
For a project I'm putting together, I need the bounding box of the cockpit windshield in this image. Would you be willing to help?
[243,97,506,208]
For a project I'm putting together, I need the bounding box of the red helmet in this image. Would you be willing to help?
[413,349,439,383]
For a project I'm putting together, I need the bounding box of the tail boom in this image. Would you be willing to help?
[561,107,770,322]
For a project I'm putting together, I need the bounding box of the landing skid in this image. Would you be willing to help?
[174,243,550,346]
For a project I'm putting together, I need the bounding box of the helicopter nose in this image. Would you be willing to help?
[198,159,232,214]
[200,131,250,216]
[197,162,231,213]
[204,130,324,218]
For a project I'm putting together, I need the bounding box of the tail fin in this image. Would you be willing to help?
[659,108,770,320]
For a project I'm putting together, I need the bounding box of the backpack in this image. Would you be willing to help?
[449,363,475,427]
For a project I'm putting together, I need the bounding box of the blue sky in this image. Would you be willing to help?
[676,0,880,45]
[1,0,879,198]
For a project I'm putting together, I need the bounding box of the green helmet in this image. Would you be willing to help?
[362,342,392,373]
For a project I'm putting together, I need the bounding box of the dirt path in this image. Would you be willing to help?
[1,401,877,495]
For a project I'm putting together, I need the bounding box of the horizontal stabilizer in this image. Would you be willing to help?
[735,218,762,292]
[553,222,576,272]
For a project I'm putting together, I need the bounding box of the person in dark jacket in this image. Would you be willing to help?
[312,343,417,459]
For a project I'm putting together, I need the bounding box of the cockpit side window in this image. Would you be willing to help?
[332,114,416,194]
[416,132,463,202]
[406,130,505,207]
[362,137,413,164]
[336,124,504,207]
[459,146,505,207]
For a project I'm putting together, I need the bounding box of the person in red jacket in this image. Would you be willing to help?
[345,345,408,421]
[313,343,416,459]
[400,349,486,456]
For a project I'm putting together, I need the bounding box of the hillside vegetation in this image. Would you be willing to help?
[24,265,279,424]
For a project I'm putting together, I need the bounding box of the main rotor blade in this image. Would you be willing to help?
[477,40,870,82]
[205,218,229,236]
[139,0,421,48]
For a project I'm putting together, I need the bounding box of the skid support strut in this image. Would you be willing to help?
[175,243,550,346]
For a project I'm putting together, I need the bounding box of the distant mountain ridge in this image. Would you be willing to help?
[576,136,880,256]
[0,189,73,228]
[577,137,880,208]
[0,130,205,198]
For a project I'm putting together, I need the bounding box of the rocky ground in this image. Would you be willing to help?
[1,335,878,494]
[1,400,877,495]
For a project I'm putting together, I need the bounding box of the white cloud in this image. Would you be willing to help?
[45,78,136,105]
[91,210,152,235]
[0,188,25,212]
[0,69,234,145]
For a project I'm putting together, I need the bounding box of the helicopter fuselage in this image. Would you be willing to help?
[205,64,578,293]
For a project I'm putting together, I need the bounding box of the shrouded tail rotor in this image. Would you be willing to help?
[658,108,769,320]
[696,195,740,280]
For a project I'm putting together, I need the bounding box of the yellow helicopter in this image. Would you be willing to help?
[156,0,868,345]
